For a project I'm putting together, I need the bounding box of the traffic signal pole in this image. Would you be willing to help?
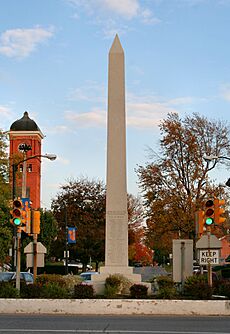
[16,153,27,292]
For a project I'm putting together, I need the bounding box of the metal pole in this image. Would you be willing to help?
[65,207,68,275]
[181,241,185,290]
[12,164,17,271]
[33,233,38,280]
[16,153,27,292]
[16,230,21,291]
[207,228,212,287]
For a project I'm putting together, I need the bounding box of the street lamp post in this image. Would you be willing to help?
[12,153,56,291]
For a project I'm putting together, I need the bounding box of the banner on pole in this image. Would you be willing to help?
[67,227,77,244]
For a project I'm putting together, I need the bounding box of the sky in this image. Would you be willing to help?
[1,0,230,209]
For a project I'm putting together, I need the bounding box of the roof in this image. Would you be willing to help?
[10,111,41,132]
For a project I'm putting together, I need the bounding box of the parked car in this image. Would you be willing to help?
[80,271,99,283]
[63,260,93,270]
[0,272,34,284]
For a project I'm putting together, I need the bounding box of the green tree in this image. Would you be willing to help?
[137,112,230,255]
[39,209,58,259]
[51,177,106,271]
[0,129,12,267]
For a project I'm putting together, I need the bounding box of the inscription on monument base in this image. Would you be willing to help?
[106,211,128,266]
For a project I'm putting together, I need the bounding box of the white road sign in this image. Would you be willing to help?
[199,249,219,265]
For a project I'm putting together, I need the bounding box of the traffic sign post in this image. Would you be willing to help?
[196,234,221,287]
[199,249,220,265]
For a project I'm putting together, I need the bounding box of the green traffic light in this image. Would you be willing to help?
[13,218,21,226]
[205,217,213,225]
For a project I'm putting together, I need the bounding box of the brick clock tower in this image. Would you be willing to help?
[9,112,44,209]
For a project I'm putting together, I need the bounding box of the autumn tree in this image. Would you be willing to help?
[128,194,153,265]
[51,178,106,271]
[137,112,230,256]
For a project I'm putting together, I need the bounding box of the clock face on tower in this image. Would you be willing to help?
[18,143,32,153]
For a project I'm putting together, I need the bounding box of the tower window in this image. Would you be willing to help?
[28,164,32,172]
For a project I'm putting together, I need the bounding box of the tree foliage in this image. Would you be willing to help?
[51,178,106,270]
[128,194,153,265]
[137,113,230,254]
[0,129,12,266]
[39,209,58,259]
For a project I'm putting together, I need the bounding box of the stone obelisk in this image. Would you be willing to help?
[92,35,150,294]
[105,34,128,268]
[94,35,142,283]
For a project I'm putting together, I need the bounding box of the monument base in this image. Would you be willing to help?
[91,266,151,295]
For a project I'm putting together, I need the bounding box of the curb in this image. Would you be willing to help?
[0,299,230,316]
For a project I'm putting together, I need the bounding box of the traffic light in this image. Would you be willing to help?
[11,199,23,227]
[195,210,205,237]
[204,199,214,226]
[214,198,226,225]
[32,210,40,234]
[21,208,31,234]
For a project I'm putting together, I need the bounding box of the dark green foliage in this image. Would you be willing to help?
[215,280,230,298]
[51,178,106,269]
[157,286,178,299]
[40,282,69,299]
[74,283,95,298]
[0,282,19,298]
[20,282,43,298]
[183,275,213,299]
[130,284,148,299]
[156,275,174,288]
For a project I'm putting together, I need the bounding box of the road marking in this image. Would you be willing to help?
[0,330,229,334]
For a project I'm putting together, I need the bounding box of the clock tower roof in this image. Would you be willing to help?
[10,111,41,132]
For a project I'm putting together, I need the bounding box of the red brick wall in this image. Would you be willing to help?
[9,132,42,209]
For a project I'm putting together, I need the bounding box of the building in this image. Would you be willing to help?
[8,112,44,209]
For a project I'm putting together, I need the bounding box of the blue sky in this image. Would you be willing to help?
[1,0,230,208]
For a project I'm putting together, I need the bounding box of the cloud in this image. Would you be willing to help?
[66,0,160,30]
[68,81,105,103]
[0,105,12,118]
[0,26,54,59]
[220,84,230,101]
[101,0,140,19]
[126,101,178,128]
[46,125,72,134]
[64,108,106,127]
[63,100,177,129]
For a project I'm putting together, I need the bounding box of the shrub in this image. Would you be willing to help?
[62,275,83,295]
[215,280,230,298]
[156,276,174,289]
[157,286,178,299]
[130,284,148,299]
[36,274,66,287]
[104,274,132,297]
[40,282,69,299]
[183,275,213,299]
[74,283,95,298]
[20,282,43,298]
[0,282,19,298]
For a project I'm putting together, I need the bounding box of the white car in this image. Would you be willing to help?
[63,260,92,270]
[80,271,99,283]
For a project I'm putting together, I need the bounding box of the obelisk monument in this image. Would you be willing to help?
[93,35,145,292]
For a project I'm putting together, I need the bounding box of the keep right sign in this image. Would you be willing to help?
[199,249,219,265]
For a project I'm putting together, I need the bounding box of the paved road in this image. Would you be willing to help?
[0,314,229,334]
